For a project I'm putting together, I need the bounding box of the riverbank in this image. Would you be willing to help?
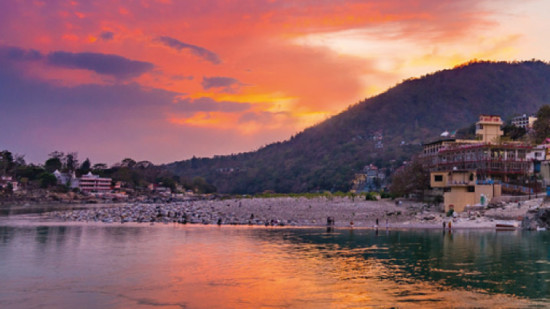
[39,196,547,229]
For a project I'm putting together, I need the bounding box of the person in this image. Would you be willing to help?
[376,218,379,227]
[442,221,446,229]
[385,218,389,229]
[448,221,452,230]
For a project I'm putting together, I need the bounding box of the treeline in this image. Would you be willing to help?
[0,151,216,194]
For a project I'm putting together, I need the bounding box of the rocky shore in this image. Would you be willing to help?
[42,196,550,229]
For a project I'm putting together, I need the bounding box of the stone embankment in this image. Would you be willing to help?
[43,196,550,229]
[46,197,416,227]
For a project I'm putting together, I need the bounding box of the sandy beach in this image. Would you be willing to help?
[43,196,547,229]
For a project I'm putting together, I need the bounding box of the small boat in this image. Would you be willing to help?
[496,223,517,230]
[537,226,547,231]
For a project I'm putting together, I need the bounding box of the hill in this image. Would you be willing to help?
[166,60,550,194]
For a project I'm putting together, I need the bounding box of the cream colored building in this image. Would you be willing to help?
[431,170,501,212]
[475,115,503,143]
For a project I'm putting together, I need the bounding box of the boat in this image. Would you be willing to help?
[496,223,517,230]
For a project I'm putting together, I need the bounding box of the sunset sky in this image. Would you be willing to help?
[1,0,549,165]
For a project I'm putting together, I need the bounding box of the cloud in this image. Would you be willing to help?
[0,63,183,164]
[175,97,251,113]
[0,45,154,79]
[201,76,243,93]
[46,51,154,79]
[0,46,43,62]
[157,36,221,64]
[99,31,114,40]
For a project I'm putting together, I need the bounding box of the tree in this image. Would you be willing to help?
[502,124,527,140]
[92,163,108,170]
[39,172,58,188]
[193,176,217,194]
[65,152,78,172]
[120,158,136,168]
[0,150,14,175]
[15,164,45,183]
[533,105,550,144]
[389,157,429,198]
[157,177,177,191]
[44,157,62,173]
[48,151,64,159]
[80,158,91,174]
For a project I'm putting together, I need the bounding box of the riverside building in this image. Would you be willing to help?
[422,115,532,212]
[79,172,112,193]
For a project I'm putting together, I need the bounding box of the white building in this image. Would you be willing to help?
[512,114,537,129]
[0,176,18,191]
[53,170,79,188]
[79,172,112,193]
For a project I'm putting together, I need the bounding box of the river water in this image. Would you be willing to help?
[1,213,550,308]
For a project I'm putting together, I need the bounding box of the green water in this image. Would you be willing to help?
[1,220,549,308]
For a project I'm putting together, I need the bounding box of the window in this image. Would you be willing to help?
[467,186,475,192]
[434,175,443,182]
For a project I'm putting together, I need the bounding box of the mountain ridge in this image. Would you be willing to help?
[166,60,550,193]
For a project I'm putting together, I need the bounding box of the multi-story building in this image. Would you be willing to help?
[79,172,112,193]
[476,114,503,143]
[421,115,534,211]
[351,164,387,192]
[430,169,501,212]
[423,115,532,183]
[512,114,537,129]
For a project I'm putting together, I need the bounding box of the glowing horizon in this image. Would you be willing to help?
[1,0,549,165]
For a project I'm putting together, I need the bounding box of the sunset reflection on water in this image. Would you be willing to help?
[0,223,545,308]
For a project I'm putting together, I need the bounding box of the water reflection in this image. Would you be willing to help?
[279,228,550,301]
[0,224,548,308]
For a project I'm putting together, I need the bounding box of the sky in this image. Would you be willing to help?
[1,0,550,165]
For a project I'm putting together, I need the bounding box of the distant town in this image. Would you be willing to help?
[0,154,216,204]
[351,108,550,214]
[2,107,550,215]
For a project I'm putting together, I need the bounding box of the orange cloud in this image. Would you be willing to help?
[0,0,543,163]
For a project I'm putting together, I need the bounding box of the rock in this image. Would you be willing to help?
[522,208,550,230]
[423,214,436,221]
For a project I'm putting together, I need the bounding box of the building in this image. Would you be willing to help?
[512,114,537,129]
[351,164,386,192]
[79,172,112,193]
[0,176,18,191]
[53,170,79,188]
[476,114,503,143]
[422,115,534,211]
[423,115,532,183]
[430,170,501,212]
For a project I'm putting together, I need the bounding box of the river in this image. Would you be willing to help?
[1,212,549,308]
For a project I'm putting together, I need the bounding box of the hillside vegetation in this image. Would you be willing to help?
[166,60,550,194]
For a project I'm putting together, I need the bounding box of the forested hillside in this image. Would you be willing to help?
[166,60,550,194]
